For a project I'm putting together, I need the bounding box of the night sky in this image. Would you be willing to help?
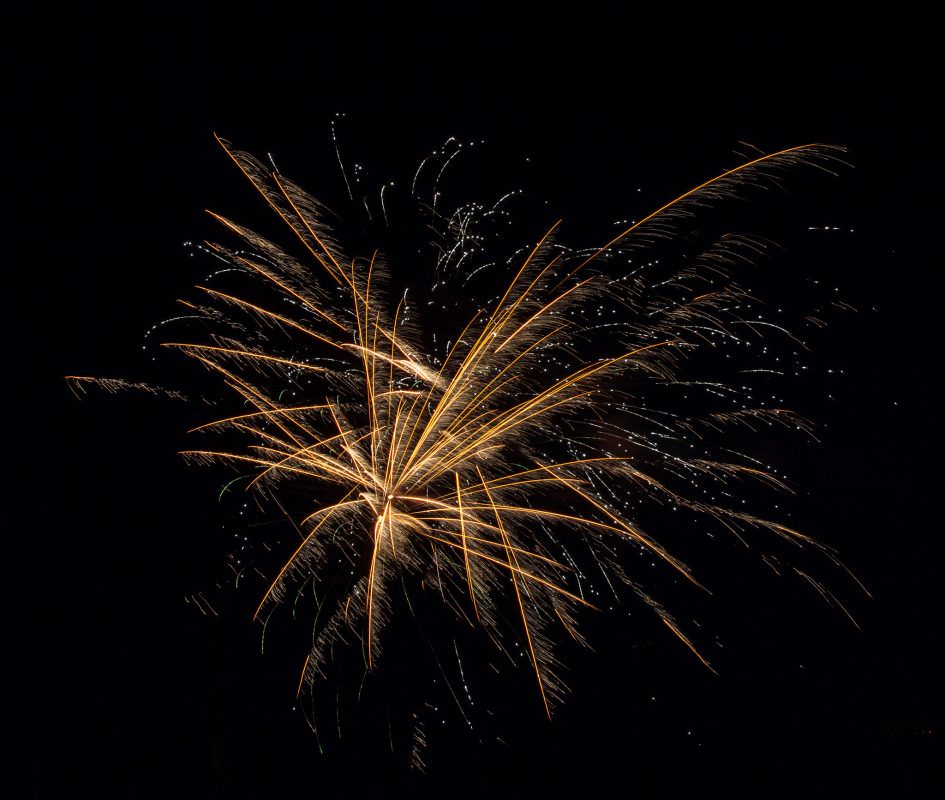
[27,8,940,798]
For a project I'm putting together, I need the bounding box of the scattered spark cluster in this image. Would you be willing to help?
[70,134,862,763]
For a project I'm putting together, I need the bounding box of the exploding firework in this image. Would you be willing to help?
[70,134,862,762]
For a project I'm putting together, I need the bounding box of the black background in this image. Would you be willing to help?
[24,6,940,797]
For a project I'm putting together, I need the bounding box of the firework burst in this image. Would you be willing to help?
[70,135,861,758]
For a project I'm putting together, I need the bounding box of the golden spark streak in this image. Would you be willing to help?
[296,654,311,697]
[188,403,331,433]
[214,134,348,288]
[254,493,363,619]
[162,342,329,374]
[365,499,390,668]
[660,616,717,674]
[415,530,590,607]
[478,466,550,718]
[455,472,479,619]
[572,144,826,274]
[194,286,345,351]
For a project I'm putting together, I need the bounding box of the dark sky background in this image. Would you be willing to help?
[26,7,940,798]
